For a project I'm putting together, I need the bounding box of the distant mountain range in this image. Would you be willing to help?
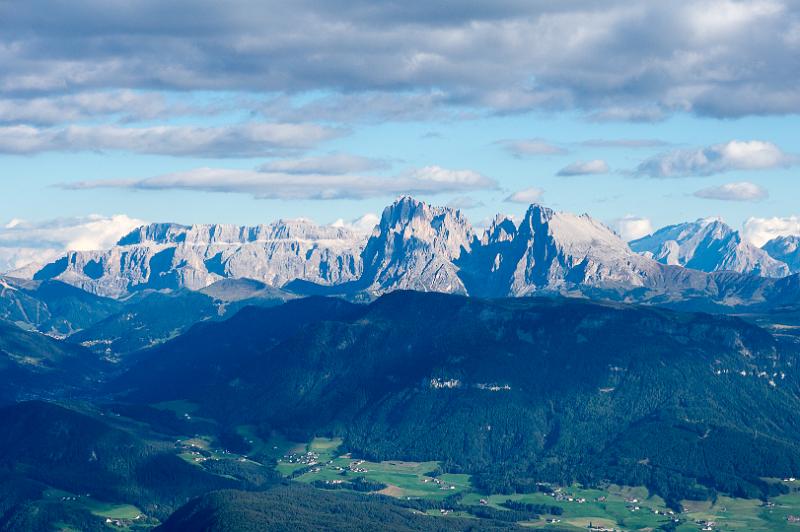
[5,197,800,309]
[630,217,790,278]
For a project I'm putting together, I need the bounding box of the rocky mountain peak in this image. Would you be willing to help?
[764,235,800,274]
[359,197,475,294]
[631,218,789,277]
[117,223,190,246]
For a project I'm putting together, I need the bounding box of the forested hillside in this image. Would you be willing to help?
[116,291,800,506]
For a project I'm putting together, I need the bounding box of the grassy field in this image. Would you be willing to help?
[43,489,143,520]
[264,436,800,531]
[270,436,473,499]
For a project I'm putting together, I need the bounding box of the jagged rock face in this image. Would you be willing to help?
[21,197,800,305]
[30,220,366,298]
[509,205,657,295]
[460,205,662,297]
[359,197,474,294]
[630,219,790,278]
[764,236,800,274]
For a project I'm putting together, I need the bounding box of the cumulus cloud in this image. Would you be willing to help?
[258,153,388,174]
[1,1,799,119]
[330,213,380,234]
[615,215,654,241]
[635,140,796,178]
[0,214,144,272]
[557,159,609,176]
[743,216,800,247]
[505,187,544,204]
[61,165,497,200]
[0,123,342,157]
[693,181,769,201]
[497,139,566,157]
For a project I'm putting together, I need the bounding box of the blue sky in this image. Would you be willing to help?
[1,0,799,268]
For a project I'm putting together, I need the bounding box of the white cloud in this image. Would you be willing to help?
[330,213,381,234]
[505,187,545,204]
[615,215,654,241]
[743,215,800,247]
[636,140,796,177]
[2,2,799,119]
[693,181,769,201]
[0,123,343,157]
[61,165,497,200]
[557,159,610,176]
[0,91,181,125]
[498,139,566,157]
[258,153,388,174]
[0,214,144,272]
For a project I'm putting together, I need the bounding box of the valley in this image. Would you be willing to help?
[15,401,800,532]
[2,215,800,530]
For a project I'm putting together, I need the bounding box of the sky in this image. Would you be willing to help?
[1,0,799,270]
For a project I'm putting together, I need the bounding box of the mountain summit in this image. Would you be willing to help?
[630,218,789,278]
[359,196,474,295]
[16,197,799,307]
[764,235,800,274]
[28,219,365,298]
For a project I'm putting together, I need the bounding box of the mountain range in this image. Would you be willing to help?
[7,197,800,312]
[2,267,800,528]
[630,217,790,278]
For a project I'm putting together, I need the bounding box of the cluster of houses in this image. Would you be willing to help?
[585,524,616,531]
[58,494,86,502]
[713,366,787,388]
[279,450,321,467]
[348,459,369,473]
[430,378,461,389]
[420,476,456,490]
[694,519,716,531]
[428,378,513,392]
[174,438,237,464]
[475,383,512,392]
[547,488,587,504]
[104,515,144,528]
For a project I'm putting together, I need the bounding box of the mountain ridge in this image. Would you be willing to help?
[14,197,800,309]
[630,218,789,278]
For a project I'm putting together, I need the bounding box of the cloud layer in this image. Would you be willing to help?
[693,181,769,201]
[743,216,800,247]
[0,123,342,157]
[498,139,566,157]
[257,153,387,174]
[0,214,144,272]
[62,165,498,200]
[636,140,796,177]
[2,1,799,119]
[505,187,544,204]
[557,160,609,176]
[615,215,654,241]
